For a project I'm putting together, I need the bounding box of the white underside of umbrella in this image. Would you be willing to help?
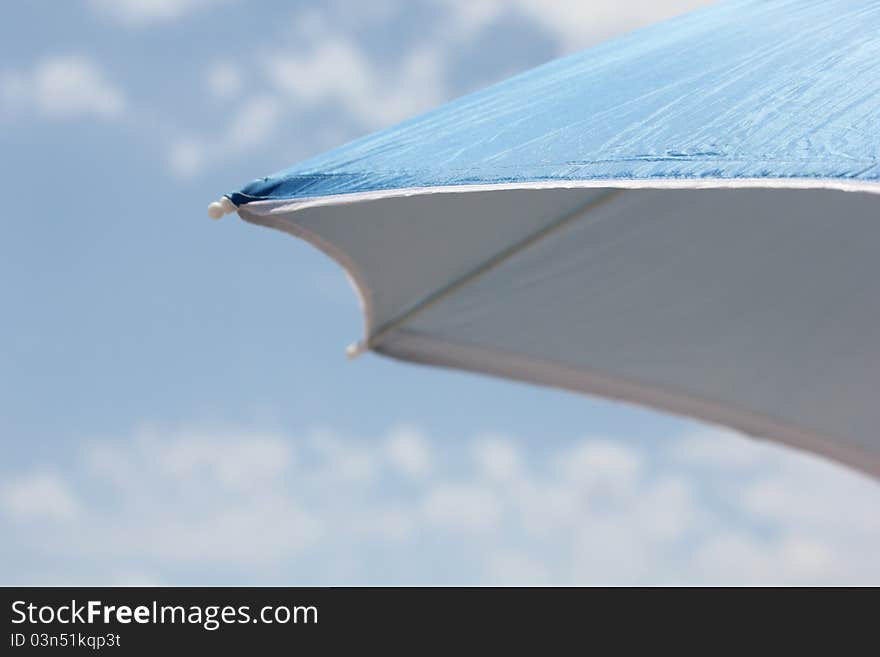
[231,180,880,478]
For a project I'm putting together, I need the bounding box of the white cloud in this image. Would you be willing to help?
[225,95,283,150]
[88,0,231,26]
[264,37,446,129]
[152,429,292,490]
[1,55,125,120]
[75,425,321,566]
[171,35,446,177]
[168,3,453,178]
[308,428,379,487]
[488,550,551,586]
[110,570,166,587]
[423,482,502,533]
[1,472,80,522]
[385,426,432,479]
[168,94,282,178]
[554,439,644,501]
[444,0,712,52]
[206,62,243,101]
[693,532,837,586]
[168,137,207,179]
[674,426,783,469]
[473,434,522,482]
[2,422,879,585]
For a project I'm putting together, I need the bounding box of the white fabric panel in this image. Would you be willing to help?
[240,188,606,334]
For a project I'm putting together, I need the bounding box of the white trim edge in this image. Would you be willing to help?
[238,177,880,216]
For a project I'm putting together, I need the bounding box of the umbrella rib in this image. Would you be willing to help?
[352,188,624,356]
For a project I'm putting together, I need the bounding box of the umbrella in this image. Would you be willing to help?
[209,0,880,478]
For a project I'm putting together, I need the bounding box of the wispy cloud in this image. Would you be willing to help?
[1,55,125,120]
[87,0,233,26]
[170,27,447,179]
[444,0,711,51]
[206,61,244,102]
[169,94,283,178]
[263,37,447,129]
[2,422,877,585]
[1,472,80,522]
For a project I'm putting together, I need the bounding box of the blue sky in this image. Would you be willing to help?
[1,0,878,585]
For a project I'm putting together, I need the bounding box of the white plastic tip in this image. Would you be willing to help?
[345,341,367,360]
[207,197,236,220]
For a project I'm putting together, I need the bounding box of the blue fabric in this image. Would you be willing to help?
[229,0,880,206]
